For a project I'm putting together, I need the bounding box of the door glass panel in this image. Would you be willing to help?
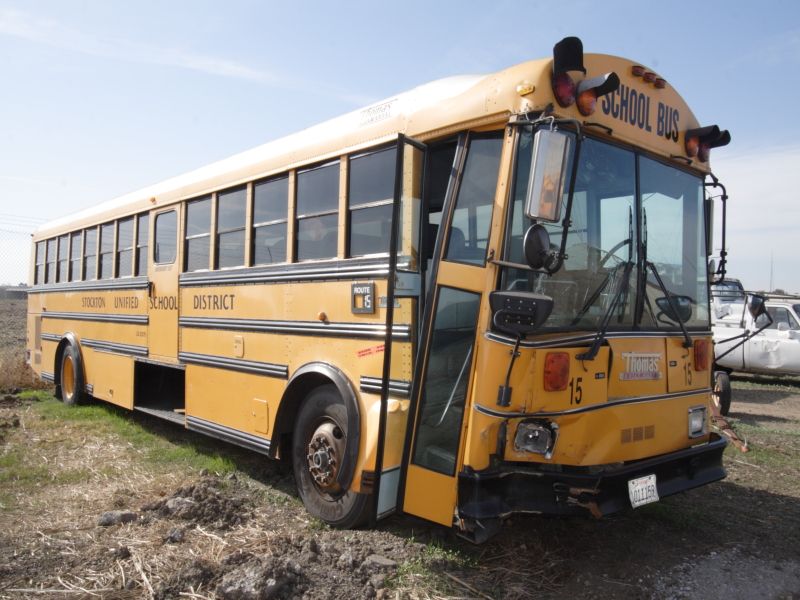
[154,211,177,264]
[445,135,503,265]
[412,286,480,475]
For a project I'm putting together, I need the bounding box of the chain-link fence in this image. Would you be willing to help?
[0,219,42,391]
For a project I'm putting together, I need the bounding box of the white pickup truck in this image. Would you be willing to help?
[712,282,799,413]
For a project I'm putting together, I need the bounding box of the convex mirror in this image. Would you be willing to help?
[656,295,693,323]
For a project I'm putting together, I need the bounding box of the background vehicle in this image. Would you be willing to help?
[28,37,732,541]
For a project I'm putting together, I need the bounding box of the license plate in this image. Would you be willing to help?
[628,474,659,508]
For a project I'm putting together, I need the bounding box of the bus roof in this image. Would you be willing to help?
[35,52,710,239]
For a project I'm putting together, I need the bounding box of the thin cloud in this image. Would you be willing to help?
[0,7,275,83]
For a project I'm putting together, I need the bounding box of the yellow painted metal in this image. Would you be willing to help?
[87,350,134,409]
[403,464,458,526]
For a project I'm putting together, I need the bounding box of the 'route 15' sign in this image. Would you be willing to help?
[351,282,375,314]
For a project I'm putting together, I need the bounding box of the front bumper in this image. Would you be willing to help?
[458,433,726,527]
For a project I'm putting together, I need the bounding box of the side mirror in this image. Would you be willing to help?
[524,129,571,222]
[777,322,790,332]
[748,294,768,320]
[707,258,716,279]
[656,295,693,323]
[522,224,552,269]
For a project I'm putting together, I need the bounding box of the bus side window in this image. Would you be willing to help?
[117,217,134,277]
[69,231,82,281]
[83,227,98,280]
[296,161,339,261]
[348,147,396,257]
[185,197,211,271]
[98,222,114,279]
[45,238,56,284]
[155,210,177,264]
[135,213,149,276]
[253,176,288,265]
[217,186,247,269]
[34,241,45,285]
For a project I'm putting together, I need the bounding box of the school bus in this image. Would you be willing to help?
[27,37,732,541]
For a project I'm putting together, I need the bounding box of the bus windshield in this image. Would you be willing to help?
[503,128,710,332]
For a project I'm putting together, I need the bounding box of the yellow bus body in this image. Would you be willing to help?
[27,40,727,540]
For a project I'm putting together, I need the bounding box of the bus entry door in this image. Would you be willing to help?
[402,131,505,526]
[148,207,181,362]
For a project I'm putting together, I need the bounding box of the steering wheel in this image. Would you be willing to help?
[598,238,631,270]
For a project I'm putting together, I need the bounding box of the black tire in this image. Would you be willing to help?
[292,384,370,528]
[59,343,87,406]
[713,371,732,416]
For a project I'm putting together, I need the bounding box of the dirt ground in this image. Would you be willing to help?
[1,298,799,599]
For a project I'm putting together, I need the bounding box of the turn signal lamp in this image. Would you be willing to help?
[544,352,570,391]
[685,125,731,162]
[693,339,710,371]
[576,72,620,116]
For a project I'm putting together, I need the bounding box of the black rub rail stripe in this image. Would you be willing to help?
[485,330,712,348]
[28,277,149,294]
[41,311,148,325]
[41,333,61,342]
[359,376,412,398]
[179,351,288,379]
[82,338,149,357]
[474,388,712,419]
[179,316,411,341]
[41,371,54,383]
[85,383,94,395]
[179,258,392,287]
[186,416,271,456]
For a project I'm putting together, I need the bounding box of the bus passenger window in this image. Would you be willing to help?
[253,176,288,265]
[348,147,396,257]
[69,231,81,281]
[445,135,503,265]
[154,210,177,264]
[34,241,45,285]
[57,235,69,282]
[296,162,339,261]
[184,197,211,271]
[98,222,114,279]
[45,239,56,284]
[216,186,246,269]
[116,217,134,277]
[83,228,97,280]
[135,213,148,276]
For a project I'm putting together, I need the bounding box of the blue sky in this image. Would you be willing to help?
[1,0,799,291]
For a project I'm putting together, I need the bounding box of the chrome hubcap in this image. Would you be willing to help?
[306,421,344,492]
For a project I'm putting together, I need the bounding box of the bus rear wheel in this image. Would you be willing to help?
[59,343,87,406]
[292,384,370,528]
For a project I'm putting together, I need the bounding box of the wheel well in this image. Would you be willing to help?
[271,372,334,460]
[53,334,78,397]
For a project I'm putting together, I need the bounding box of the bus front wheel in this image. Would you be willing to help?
[59,343,87,406]
[713,371,732,416]
[292,384,370,528]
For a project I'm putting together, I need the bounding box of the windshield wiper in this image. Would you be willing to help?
[638,209,693,349]
[577,260,634,360]
[644,262,693,349]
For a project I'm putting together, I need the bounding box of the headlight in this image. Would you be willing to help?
[514,420,558,459]
[688,406,707,438]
